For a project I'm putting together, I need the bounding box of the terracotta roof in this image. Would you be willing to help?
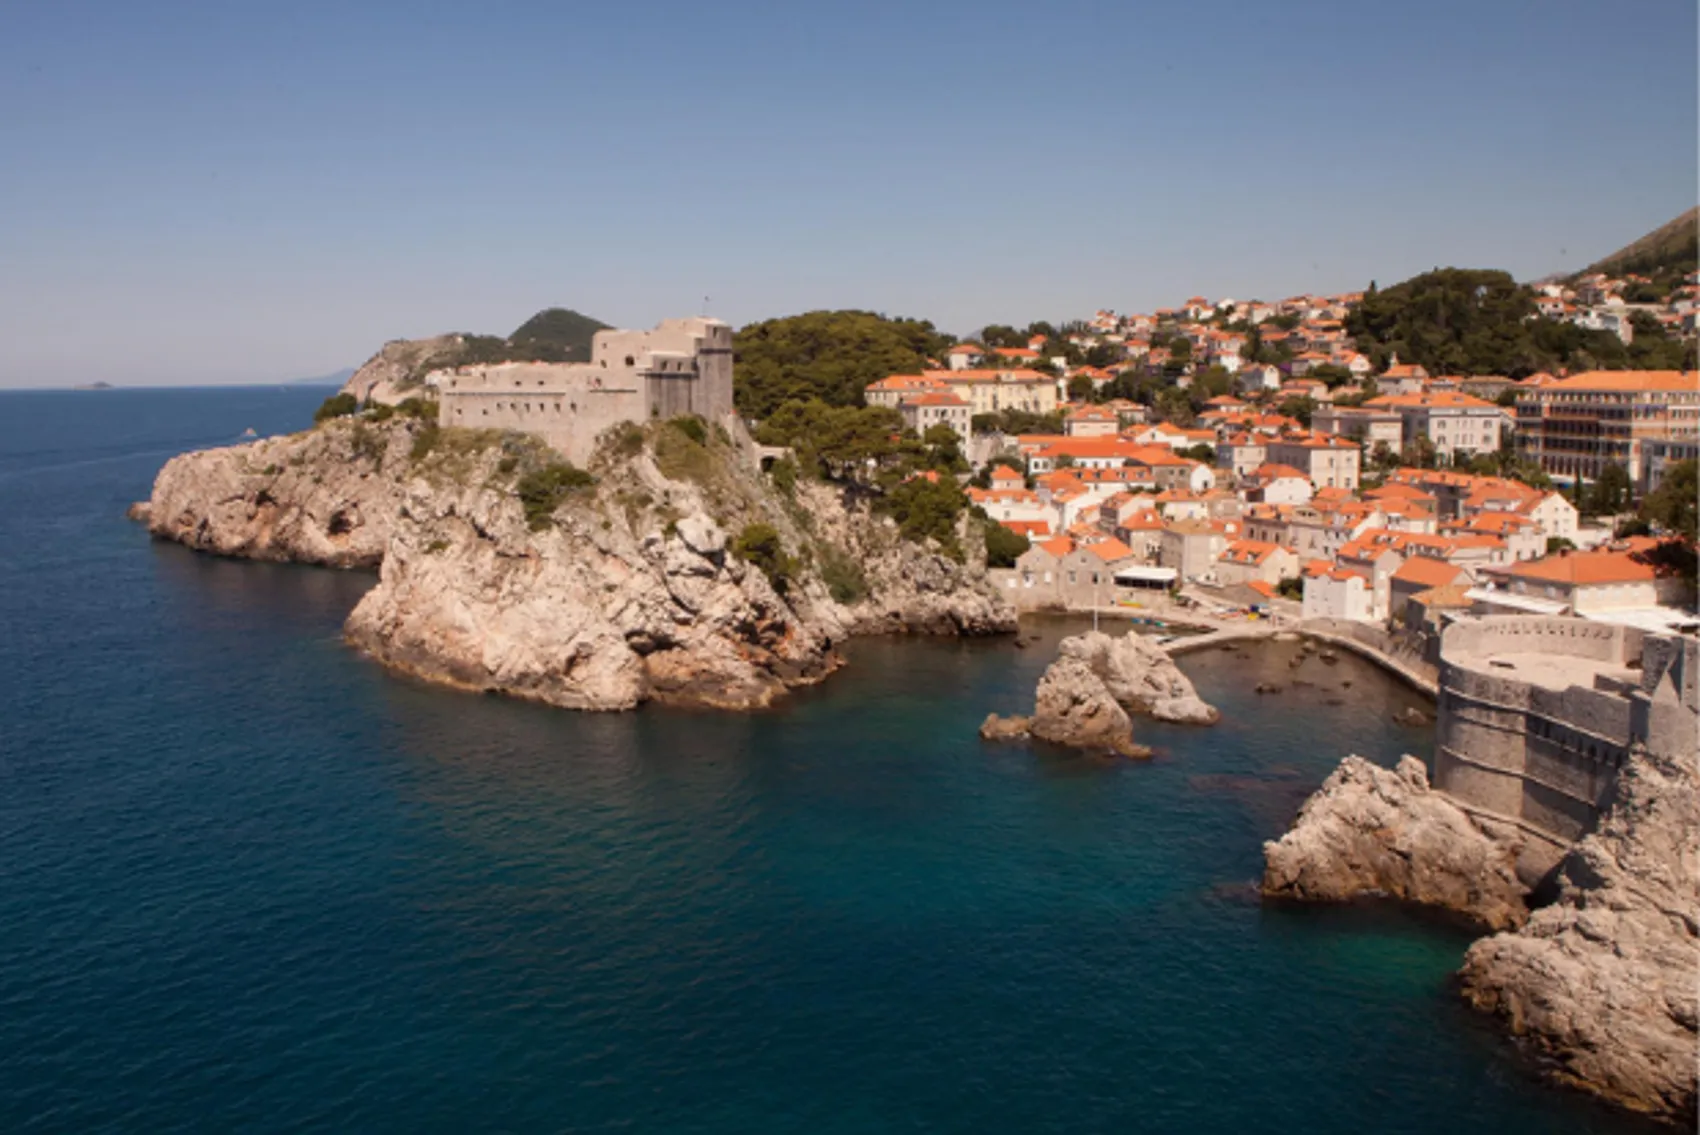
[1507,548,1658,585]
[1392,557,1466,589]
[1037,536,1075,559]
[1246,579,1277,600]
[1001,520,1051,537]
[1083,538,1136,563]
[1535,370,1699,394]
[1252,463,1309,482]
[903,392,967,407]
[1220,539,1283,565]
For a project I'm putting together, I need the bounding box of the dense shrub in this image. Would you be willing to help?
[877,475,968,561]
[983,523,1031,569]
[731,523,797,594]
[314,393,359,423]
[409,423,441,462]
[517,463,595,530]
[668,415,707,445]
[768,456,799,496]
[817,542,868,604]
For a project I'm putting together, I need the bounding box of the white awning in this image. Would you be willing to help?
[1114,566,1178,585]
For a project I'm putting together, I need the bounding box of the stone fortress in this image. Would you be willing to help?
[434,317,734,465]
[1435,615,1697,880]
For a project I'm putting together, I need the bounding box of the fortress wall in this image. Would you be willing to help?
[437,320,736,464]
[1441,615,1636,665]
[1433,615,1668,878]
[439,362,645,465]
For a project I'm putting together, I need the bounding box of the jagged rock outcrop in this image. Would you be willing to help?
[1262,755,1529,932]
[344,465,836,711]
[1458,747,1698,1125]
[136,415,1015,711]
[794,482,1017,637]
[979,630,1212,756]
[1060,630,1219,724]
[340,335,467,405]
[1028,655,1148,756]
[141,418,416,568]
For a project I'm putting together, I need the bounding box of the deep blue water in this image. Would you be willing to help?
[0,388,1656,1133]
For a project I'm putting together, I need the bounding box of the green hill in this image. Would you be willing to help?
[733,310,954,418]
[1345,267,1693,377]
[508,308,610,362]
[1581,207,1698,280]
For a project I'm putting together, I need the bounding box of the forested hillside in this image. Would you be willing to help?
[1346,269,1693,376]
[732,311,953,417]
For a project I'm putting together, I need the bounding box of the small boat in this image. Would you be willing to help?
[240,427,258,439]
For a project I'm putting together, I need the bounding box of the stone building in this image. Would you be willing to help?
[435,318,734,465]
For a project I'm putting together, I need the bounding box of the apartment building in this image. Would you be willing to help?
[1515,370,1700,485]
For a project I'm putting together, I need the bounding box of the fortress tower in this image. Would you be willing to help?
[434,317,734,465]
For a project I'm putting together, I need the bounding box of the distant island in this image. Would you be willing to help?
[72,381,114,390]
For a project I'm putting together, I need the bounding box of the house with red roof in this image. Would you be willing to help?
[946,343,985,371]
[1388,557,1469,621]
[1214,538,1299,587]
[1301,558,1375,621]
[1242,463,1313,506]
[1470,540,1691,627]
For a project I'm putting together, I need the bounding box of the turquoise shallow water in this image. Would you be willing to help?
[0,388,1658,1133]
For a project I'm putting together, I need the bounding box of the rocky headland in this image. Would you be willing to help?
[1265,747,1697,1124]
[980,630,1217,755]
[1458,746,1698,1125]
[136,413,1015,711]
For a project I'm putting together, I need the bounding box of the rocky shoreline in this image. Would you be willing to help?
[135,416,1016,711]
[1264,748,1697,1125]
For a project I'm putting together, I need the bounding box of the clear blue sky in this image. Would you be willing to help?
[1,0,1694,386]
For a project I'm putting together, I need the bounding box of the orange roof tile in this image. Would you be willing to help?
[1391,557,1466,589]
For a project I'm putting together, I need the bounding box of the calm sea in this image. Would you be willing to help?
[0,388,1655,1133]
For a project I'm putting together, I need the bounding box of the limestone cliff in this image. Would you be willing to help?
[136,416,1015,711]
[140,417,415,568]
[1261,755,1530,932]
[1458,747,1698,1125]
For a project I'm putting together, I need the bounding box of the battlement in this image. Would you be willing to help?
[435,318,733,464]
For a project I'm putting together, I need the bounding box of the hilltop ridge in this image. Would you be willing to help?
[1580,207,1698,280]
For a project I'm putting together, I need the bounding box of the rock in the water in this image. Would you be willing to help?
[1030,657,1147,757]
[1255,682,1283,695]
[1057,631,1220,725]
[1458,747,1698,1125]
[978,713,1032,741]
[1261,755,1529,931]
